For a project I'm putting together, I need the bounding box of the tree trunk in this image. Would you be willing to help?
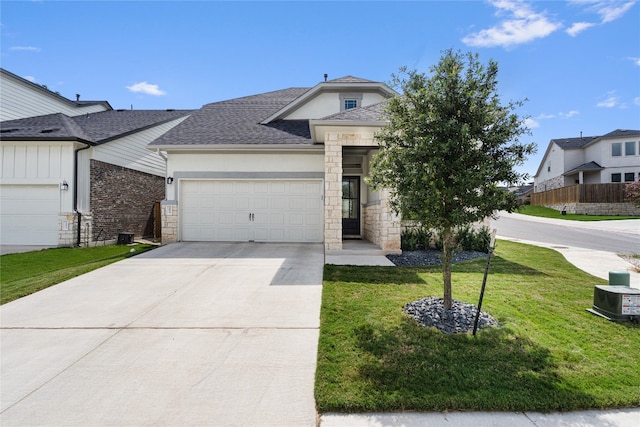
[442,227,453,309]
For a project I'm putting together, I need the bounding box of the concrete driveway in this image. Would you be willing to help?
[1,242,323,426]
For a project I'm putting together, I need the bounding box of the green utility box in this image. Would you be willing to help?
[609,270,630,287]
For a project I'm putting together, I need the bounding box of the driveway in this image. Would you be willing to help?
[0,242,323,426]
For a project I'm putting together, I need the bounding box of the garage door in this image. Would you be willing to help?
[181,180,323,242]
[0,185,59,245]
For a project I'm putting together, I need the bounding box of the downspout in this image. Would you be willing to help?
[74,142,91,246]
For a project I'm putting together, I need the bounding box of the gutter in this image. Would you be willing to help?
[74,142,92,246]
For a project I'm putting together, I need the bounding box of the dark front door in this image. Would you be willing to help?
[342,176,360,236]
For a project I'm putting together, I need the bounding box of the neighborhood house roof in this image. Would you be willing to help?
[563,161,604,175]
[0,109,193,144]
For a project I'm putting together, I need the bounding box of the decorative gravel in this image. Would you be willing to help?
[404,297,501,334]
[387,249,487,267]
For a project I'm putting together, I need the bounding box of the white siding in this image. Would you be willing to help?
[0,141,76,213]
[1,72,108,121]
[534,142,565,185]
[284,92,387,120]
[93,116,188,177]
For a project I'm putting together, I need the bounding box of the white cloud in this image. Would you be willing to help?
[126,82,166,96]
[593,0,636,22]
[629,57,640,66]
[566,22,595,36]
[525,117,540,128]
[634,96,640,106]
[10,46,41,52]
[559,110,580,118]
[23,75,36,82]
[597,95,618,108]
[462,0,562,48]
[536,113,556,119]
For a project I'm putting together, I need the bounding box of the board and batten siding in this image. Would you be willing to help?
[0,72,108,121]
[93,116,188,178]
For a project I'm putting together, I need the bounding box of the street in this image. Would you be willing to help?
[490,212,640,255]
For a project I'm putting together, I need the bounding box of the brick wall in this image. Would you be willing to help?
[90,160,164,241]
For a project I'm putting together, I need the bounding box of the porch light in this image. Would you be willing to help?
[60,180,69,191]
[167,177,174,184]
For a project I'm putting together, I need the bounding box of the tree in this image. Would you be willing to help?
[368,50,535,309]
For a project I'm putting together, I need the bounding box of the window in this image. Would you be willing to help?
[344,99,358,110]
[340,93,363,111]
[611,173,622,183]
[625,172,635,182]
[611,142,622,156]
[625,141,637,156]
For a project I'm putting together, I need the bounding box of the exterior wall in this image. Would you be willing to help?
[93,116,188,177]
[162,150,325,243]
[284,91,388,120]
[534,142,565,192]
[90,160,164,241]
[324,131,401,252]
[0,71,109,121]
[546,203,640,216]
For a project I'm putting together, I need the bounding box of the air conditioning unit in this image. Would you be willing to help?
[588,285,640,321]
[117,232,134,245]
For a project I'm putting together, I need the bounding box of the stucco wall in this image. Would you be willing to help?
[90,160,164,241]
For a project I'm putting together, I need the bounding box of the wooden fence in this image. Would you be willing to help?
[531,183,627,205]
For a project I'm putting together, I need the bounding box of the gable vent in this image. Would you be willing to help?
[40,128,60,134]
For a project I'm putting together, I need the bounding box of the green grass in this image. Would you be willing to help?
[0,244,156,304]
[316,240,640,413]
[517,205,640,221]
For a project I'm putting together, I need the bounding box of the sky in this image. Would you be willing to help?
[1,0,639,179]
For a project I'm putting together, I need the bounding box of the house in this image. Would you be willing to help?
[534,129,640,192]
[0,109,192,246]
[148,76,403,252]
[0,68,112,121]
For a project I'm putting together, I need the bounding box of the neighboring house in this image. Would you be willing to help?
[534,129,640,192]
[1,109,192,246]
[0,68,112,121]
[148,76,403,252]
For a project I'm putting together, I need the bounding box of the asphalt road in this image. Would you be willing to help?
[490,213,640,255]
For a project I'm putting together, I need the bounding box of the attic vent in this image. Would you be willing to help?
[0,128,19,133]
[40,128,60,134]
[117,109,126,112]
[166,109,175,112]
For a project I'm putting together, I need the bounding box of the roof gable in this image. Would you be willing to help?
[260,76,396,124]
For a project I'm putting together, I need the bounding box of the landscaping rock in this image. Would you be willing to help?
[387,250,486,267]
[404,297,500,334]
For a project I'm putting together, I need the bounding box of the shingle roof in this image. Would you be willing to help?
[600,129,640,139]
[551,136,598,149]
[1,109,192,144]
[320,100,390,121]
[564,161,605,175]
[149,88,314,146]
[326,76,376,84]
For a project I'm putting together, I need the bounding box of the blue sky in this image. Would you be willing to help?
[1,0,639,179]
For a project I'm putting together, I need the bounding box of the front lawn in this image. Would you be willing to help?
[517,205,640,221]
[0,244,156,304]
[316,240,640,413]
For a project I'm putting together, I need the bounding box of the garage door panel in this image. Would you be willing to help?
[0,185,59,245]
[180,180,323,243]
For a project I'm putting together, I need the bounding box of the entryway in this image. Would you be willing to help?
[342,176,360,237]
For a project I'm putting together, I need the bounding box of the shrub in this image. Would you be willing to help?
[434,225,491,253]
[401,227,433,251]
[625,181,640,207]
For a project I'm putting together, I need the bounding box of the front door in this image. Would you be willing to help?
[342,176,360,236]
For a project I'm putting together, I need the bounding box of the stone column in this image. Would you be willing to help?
[161,200,178,244]
[324,132,343,251]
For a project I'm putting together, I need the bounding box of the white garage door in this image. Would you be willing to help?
[181,180,323,242]
[0,185,59,245]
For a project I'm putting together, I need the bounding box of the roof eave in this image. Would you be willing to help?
[309,119,387,142]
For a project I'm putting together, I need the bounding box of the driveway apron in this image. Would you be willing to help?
[0,242,323,426]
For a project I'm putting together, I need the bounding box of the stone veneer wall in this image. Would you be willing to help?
[90,160,164,241]
[161,201,178,244]
[546,203,640,216]
[324,131,401,252]
[58,212,92,247]
[534,176,564,193]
